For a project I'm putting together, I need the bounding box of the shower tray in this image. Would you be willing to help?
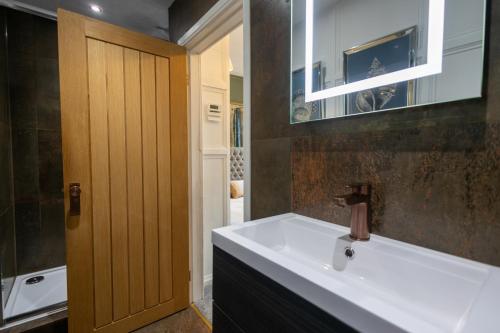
[3,266,67,320]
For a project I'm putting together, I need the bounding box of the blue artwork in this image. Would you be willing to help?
[291,62,323,122]
[344,28,416,115]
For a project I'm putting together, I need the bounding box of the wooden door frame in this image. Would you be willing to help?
[176,0,251,303]
[58,9,189,332]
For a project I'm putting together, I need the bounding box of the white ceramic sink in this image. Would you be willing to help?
[212,214,500,333]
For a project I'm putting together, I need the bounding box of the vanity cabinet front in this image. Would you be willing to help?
[212,246,357,333]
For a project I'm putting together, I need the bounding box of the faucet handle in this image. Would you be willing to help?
[346,183,371,195]
[333,194,350,207]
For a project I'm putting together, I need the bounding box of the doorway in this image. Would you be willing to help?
[228,25,245,226]
[182,0,250,325]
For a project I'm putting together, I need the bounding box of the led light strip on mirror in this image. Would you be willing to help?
[304,0,446,103]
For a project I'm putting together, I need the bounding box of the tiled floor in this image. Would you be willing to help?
[4,307,210,333]
[193,282,213,323]
[133,307,211,333]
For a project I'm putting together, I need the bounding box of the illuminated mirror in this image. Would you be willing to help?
[291,0,487,123]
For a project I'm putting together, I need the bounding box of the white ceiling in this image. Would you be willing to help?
[1,0,175,39]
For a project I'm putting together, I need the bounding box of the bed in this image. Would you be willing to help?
[230,148,244,224]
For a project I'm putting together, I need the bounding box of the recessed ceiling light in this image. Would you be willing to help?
[90,4,103,13]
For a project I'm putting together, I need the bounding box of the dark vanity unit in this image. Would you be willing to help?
[212,246,357,333]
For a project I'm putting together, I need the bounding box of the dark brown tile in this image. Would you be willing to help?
[15,201,42,275]
[0,11,8,125]
[251,137,292,219]
[39,199,66,268]
[37,97,60,131]
[9,96,37,130]
[36,58,59,99]
[6,10,36,59]
[35,17,58,60]
[12,128,39,201]
[0,122,13,212]
[250,0,292,141]
[5,8,64,276]
[38,129,63,199]
[0,207,16,279]
[291,123,500,265]
[8,56,37,130]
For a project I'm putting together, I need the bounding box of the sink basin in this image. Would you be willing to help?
[212,213,500,333]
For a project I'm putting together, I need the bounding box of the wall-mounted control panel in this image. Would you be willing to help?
[207,103,223,122]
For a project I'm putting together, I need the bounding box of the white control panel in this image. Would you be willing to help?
[207,104,223,122]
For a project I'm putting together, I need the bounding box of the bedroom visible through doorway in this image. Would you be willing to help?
[190,23,245,324]
[229,25,245,226]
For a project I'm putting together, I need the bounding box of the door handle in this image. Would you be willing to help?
[69,183,81,216]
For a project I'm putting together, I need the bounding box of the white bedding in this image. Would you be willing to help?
[230,197,244,224]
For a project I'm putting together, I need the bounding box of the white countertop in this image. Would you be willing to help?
[212,213,500,333]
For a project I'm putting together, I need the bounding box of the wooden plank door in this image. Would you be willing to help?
[57,9,189,333]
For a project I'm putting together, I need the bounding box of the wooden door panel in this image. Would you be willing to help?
[140,51,160,310]
[87,40,175,326]
[59,9,188,332]
[156,57,173,304]
[106,42,129,322]
[87,38,113,328]
[124,48,145,315]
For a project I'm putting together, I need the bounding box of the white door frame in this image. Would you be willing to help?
[178,0,251,302]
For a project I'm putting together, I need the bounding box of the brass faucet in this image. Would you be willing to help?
[333,184,371,241]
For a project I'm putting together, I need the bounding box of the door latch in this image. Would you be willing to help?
[69,183,81,216]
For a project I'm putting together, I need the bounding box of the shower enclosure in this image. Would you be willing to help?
[0,6,66,327]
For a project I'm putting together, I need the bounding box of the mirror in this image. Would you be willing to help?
[291,0,487,123]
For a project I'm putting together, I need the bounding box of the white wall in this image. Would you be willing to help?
[292,0,485,118]
[200,37,231,284]
[229,24,244,77]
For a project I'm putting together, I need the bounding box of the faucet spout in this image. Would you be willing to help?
[333,193,369,207]
[334,184,371,241]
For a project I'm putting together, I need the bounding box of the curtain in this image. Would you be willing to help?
[232,107,243,147]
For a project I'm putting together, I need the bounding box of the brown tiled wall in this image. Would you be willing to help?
[5,9,65,275]
[251,0,500,266]
[0,7,16,305]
